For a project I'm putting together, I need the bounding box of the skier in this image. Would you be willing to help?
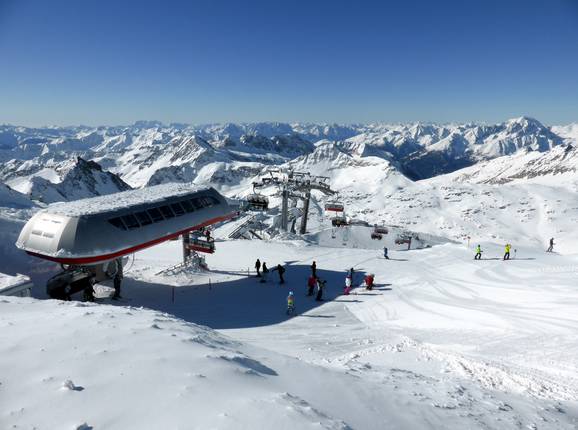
[315,278,326,301]
[112,258,123,300]
[344,274,352,295]
[503,244,511,261]
[547,238,554,253]
[474,245,482,260]
[364,274,375,290]
[383,247,389,260]
[286,291,295,315]
[260,262,269,283]
[255,258,261,277]
[311,261,317,278]
[273,264,286,284]
[307,275,316,296]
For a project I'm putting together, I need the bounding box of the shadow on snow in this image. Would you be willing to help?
[106,264,368,330]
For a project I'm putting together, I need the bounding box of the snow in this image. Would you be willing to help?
[47,182,214,217]
[1,118,578,428]
[2,235,578,429]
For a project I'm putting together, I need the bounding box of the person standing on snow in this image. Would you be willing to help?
[315,278,326,301]
[273,264,286,284]
[364,274,375,290]
[311,261,317,278]
[260,262,269,283]
[255,259,261,277]
[83,277,95,302]
[112,258,123,300]
[307,275,316,296]
[503,244,511,260]
[344,274,352,295]
[547,238,555,253]
[287,291,295,313]
[474,245,482,260]
[383,247,389,260]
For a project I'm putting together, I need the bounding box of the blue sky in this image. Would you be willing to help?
[0,0,577,126]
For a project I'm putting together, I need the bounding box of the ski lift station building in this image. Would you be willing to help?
[16,183,236,265]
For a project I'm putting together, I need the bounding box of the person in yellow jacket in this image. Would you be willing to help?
[286,291,295,315]
[503,243,511,260]
[474,245,482,260]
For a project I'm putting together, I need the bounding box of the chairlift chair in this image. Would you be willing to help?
[246,194,269,211]
[325,202,344,212]
[331,216,348,227]
[394,234,412,245]
[371,232,383,240]
[373,225,389,235]
[187,237,216,254]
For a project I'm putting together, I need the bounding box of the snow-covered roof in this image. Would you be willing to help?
[46,183,214,217]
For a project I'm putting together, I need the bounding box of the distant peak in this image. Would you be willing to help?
[132,120,165,129]
[506,116,544,127]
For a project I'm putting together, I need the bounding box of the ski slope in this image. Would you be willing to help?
[3,233,577,429]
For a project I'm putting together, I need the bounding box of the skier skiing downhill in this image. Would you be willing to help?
[286,291,295,315]
[503,244,511,260]
[344,274,352,295]
[474,245,482,260]
[383,247,389,259]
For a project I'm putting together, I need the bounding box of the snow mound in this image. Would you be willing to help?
[0,297,356,430]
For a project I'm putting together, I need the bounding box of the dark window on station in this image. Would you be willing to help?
[121,214,140,230]
[170,202,185,216]
[180,199,194,213]
[159,205,175,219]
[135,211,153,226]
[191,198,204,209]
[108,217,127,230]
[147,207,164,222]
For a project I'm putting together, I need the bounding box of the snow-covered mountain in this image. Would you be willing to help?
[6,157,131,203]
[0,116,573,194]
[0,116,577,249]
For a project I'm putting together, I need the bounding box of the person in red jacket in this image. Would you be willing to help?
[364,274,375,290]
[307,276,316,296]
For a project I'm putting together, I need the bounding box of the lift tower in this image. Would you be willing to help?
[253,169,336,234]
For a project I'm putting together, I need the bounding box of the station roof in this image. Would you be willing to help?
[46,183,213,217]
